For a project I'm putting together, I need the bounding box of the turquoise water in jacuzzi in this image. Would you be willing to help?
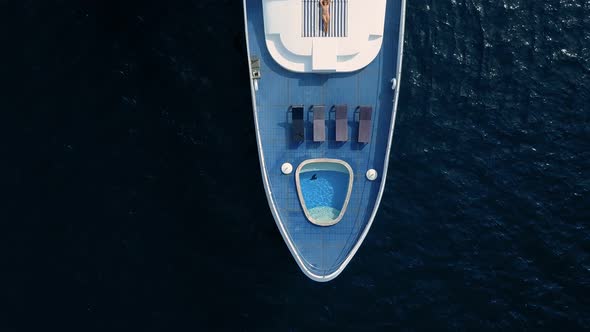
[299,163,350,223]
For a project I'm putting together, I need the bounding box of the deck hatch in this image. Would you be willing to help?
[302,0,348,38]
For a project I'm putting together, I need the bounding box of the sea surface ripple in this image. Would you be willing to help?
[6,0,589,330]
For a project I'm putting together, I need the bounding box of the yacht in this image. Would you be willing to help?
[243,0,407,281]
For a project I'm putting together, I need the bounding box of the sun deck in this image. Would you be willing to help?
[263,0,387,72]
[245,0,405,281]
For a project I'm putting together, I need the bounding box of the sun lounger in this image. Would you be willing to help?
[292,105,304,142]
[358,106,372,143]
[313,105,326,142]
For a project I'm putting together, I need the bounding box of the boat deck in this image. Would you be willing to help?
[245,0,403,280]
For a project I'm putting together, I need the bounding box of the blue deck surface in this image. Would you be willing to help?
[246,0,402,279]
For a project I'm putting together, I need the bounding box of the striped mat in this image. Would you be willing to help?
[302,0,348,37]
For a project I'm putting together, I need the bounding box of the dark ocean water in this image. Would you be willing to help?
[4,0,590,330]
